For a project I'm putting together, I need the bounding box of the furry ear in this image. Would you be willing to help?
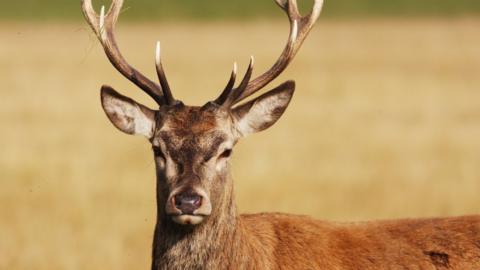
[100,85,156,138]
[232,80,295,137]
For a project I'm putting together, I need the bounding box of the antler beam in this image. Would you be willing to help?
[81,0,171,105]
[220,0,324,106]
[83,0,323,108]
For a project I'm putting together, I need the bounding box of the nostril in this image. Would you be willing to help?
[176,194,201,206]
[174,193,202,214]
[174,196,182,208]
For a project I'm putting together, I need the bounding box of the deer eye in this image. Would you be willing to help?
[219,149,233,159]
[153,146,166,160]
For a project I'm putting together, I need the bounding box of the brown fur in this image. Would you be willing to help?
[152,189,480,269]
[147,106,480,270]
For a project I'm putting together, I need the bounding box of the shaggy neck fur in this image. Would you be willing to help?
[151,172,241,270]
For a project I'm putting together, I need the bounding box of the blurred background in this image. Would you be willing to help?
[1,0,480,269]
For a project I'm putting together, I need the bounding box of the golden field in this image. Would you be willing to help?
[1,19,480,269]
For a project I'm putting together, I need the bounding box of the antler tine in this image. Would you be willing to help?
[81,0,166,106]
[222,57,255,108]
[214,62,238,105]
[230,57,255,102]
[155,42,175,105]
[231,0,324,105]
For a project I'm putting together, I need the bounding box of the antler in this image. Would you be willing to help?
[214,57,255,108]
[217,0,324,107]
[82,0,322,107]
[155,42,176,105]
[81,0,174,106]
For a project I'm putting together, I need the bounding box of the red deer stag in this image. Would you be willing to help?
[82,0,480,269]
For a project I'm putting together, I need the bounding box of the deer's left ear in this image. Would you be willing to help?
[101,85,156,139]
[232,80,295,137]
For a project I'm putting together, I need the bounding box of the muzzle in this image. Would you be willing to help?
[165,187,212,225]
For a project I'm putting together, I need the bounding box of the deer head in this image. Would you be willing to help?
[82,0,323,226]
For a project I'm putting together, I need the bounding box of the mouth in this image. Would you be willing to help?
[171,214,206,225]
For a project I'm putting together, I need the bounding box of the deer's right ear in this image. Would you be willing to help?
[100,85,156,138]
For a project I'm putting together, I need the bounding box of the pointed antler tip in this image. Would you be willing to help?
[310,0,325,20]
[99,5,105,28]
[155,41,161,65]
[233,62,238,73]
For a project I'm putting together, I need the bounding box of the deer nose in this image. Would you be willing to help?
[174,192,202,215]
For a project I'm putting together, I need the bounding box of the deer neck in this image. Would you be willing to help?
[151,172,240,269]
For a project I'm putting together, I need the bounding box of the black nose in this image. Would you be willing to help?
[174,192,202,215]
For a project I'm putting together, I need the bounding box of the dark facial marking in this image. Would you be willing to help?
[153,146,166,160]
[202,135,228,162]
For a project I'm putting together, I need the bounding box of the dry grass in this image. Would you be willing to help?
[1,18,480,269]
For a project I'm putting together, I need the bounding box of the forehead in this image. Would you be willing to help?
[153,105,232,149]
